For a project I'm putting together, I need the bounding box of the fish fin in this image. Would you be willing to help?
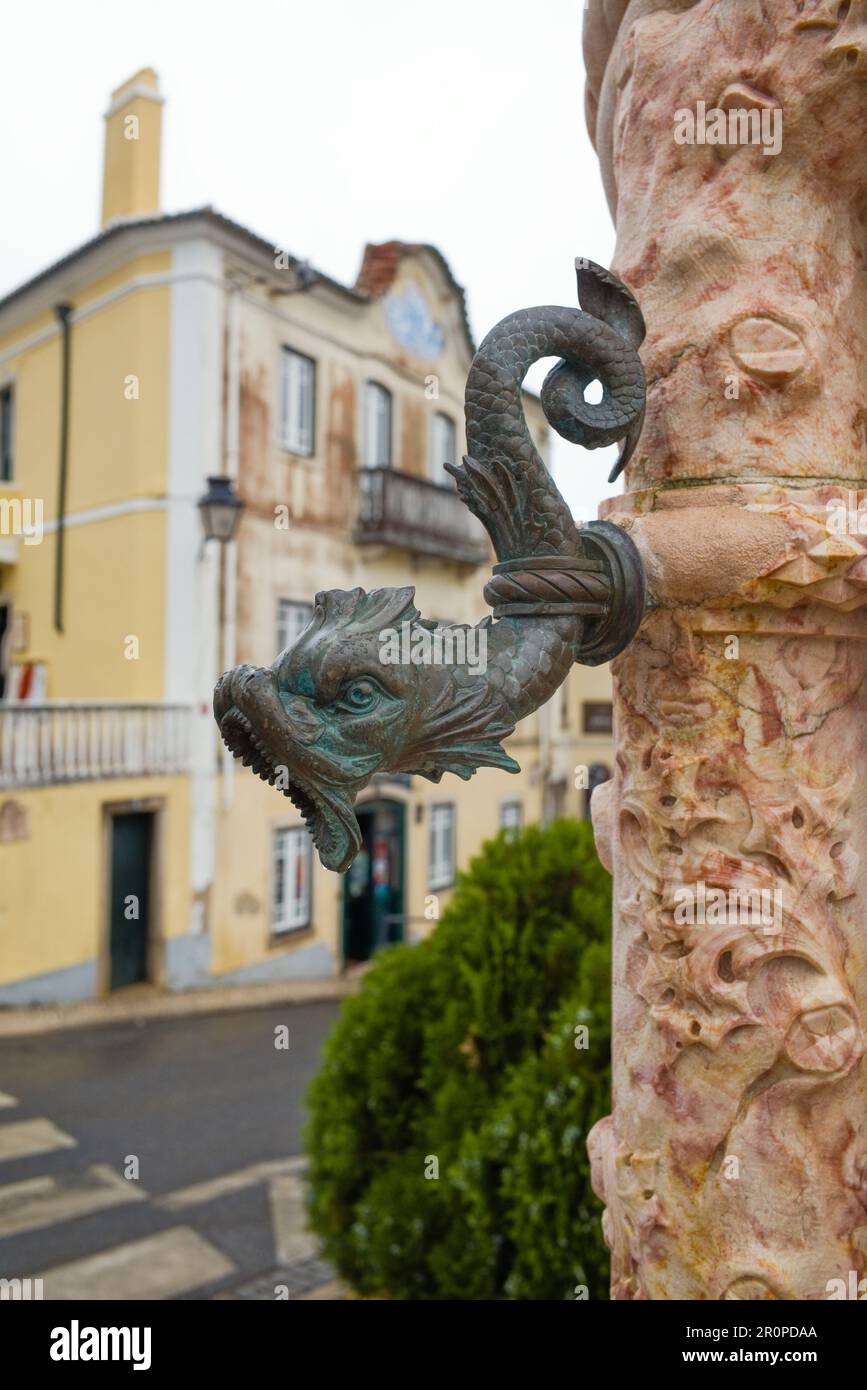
[401,683,519,781]
[575,257,646,350]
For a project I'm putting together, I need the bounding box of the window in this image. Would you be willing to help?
[277,599,313,654]
[0,385,13,483]
[363,382,392,467]
[280,349,315,455]
[273,826,312,934]
[583,701,613,735]
[429,411,456,485]
[429,803,455,890]
[500,800,523,841]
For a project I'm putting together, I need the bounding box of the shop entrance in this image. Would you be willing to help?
[342,799,405,965]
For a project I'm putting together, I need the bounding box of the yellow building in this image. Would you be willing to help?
[0,71,612,1003]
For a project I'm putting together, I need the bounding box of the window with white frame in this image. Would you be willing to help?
[272,826,312,934]
[0,385,14,483]
[280,348,315,455]
[277,599,313,654]
[429,411,456,485]
[363,381,392,467]
[429,803,455,890]
[500,800,523,840]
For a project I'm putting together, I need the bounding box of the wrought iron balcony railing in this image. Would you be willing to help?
[0,702,193,789]
[354,467,489,566]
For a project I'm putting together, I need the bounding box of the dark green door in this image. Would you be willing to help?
[109,812,153,990]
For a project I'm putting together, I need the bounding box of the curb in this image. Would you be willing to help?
[0,973,364,1039]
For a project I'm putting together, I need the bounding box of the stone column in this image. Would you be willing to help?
[584,0,867,1300]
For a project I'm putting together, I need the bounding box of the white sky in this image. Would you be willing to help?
[1,0,618,521]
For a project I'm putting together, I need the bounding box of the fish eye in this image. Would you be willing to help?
[339,678,380,712]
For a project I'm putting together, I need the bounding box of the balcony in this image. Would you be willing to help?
[0,702,193,790]
[355,467,489,566]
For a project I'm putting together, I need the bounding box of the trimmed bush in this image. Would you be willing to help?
[305,818,611,1299]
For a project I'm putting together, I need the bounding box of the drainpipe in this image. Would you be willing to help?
[221,281,242,808]
[53,303,73,633]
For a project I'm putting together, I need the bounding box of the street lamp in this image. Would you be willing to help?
[197,475,244,543]
[198,477,244,781]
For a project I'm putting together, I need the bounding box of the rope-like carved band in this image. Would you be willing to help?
[483,553,610,620]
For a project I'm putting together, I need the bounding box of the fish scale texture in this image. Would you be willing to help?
[456,305,644,562]
[450,300,644,721]
[214,272,647,871]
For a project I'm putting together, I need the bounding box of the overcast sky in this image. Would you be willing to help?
[1,0,618,520]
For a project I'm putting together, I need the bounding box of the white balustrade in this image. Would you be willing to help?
[0,703,194,788]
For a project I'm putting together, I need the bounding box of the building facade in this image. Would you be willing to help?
[0,71,612,1004]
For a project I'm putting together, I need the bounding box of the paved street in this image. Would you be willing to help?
[0,1000,342,1299]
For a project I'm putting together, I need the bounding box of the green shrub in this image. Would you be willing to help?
[305,939,434,1289]
[305,818,612,1299]
[479,966,612,1300]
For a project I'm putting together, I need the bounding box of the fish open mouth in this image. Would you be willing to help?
[215,678,362,873]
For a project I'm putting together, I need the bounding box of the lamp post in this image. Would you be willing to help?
[199,476,244,782]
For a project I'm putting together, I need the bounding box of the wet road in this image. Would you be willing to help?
[0,1000,339,1299]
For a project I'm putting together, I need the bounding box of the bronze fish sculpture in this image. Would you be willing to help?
[214,258,647,872]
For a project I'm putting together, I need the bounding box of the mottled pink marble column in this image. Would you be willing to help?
[584,0,867,1300]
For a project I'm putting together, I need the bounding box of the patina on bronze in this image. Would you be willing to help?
[213,259,648,873]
